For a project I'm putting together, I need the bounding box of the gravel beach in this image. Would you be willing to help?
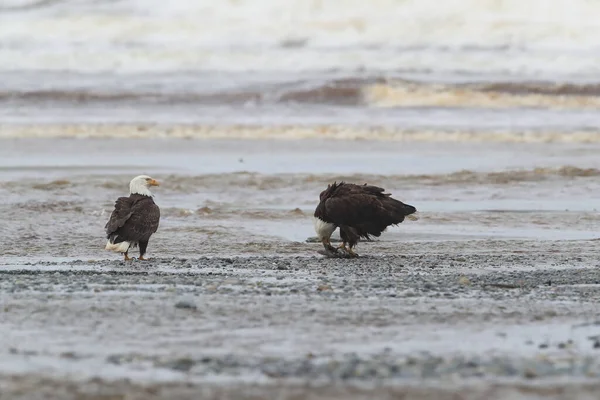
[2,137,600,398]
[2,239,600,399]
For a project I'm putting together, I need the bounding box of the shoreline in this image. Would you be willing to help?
[2,124,600,142]
[2,375,600,400]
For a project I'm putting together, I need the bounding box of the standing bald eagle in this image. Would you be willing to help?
[104,175,161,261]
[313,182,418,257]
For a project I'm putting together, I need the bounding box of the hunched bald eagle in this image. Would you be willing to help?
[104,175,161,261]
[313,182,418,257]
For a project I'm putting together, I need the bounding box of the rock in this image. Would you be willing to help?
[106,355,123,365]
[175,298,197,310]
[167,357,196,372]
[523,369,537,379]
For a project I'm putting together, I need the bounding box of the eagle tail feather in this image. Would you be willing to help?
[384,200,417,223]
[105,240,131,253]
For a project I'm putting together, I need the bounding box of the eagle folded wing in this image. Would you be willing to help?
[324,191,413,235]
[124,203,160,238]
[324,194,387,227]
[105,197,134,236]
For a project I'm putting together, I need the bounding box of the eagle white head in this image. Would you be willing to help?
[129,175,160,197]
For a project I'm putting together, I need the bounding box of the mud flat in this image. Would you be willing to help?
[1,239,600,399]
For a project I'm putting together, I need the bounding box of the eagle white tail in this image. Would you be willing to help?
[105,240,131,253]
[313,217,336,240]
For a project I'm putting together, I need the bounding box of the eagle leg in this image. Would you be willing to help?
[123,251,132,261]
[346,247,359,258]
[338,242,354,256]
[138,240,150,261]
[321,238,338,253]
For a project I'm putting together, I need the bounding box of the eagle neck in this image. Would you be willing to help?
[129,186,153,197]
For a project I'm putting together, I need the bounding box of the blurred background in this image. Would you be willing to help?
[2,0,600,127]
[2,0,600,258]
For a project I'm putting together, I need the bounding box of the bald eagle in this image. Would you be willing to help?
[313,182,418,257]
[104,175,161,261]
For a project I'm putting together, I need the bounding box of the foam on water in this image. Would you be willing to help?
[2,0,600,75]
[3,124,600,142]
[2,2,600,132]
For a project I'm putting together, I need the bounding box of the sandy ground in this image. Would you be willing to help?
[2,239,600,399]
[2,137,600,398]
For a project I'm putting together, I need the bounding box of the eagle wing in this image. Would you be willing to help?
[323,186,415,236]
[105,197,135,237]
[323,193,387,228]
[124,200,160,240]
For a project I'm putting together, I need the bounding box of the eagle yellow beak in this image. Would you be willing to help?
[149,179,160,187]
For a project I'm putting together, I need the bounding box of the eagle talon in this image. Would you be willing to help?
[138,256,152,261]
[321,238,338,253]
[337,243,352,257]
[346,248,359,258]
[123,252,132,261]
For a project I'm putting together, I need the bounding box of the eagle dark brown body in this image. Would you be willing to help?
[313,182,417,257]
[105,175,160,261]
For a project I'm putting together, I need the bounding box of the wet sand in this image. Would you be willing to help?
[2,135,600,398]
[3,136,600,260]
[2,240,600,399]
[3,377,600,400]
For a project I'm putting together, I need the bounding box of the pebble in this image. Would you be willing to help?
[174,297,197,310]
